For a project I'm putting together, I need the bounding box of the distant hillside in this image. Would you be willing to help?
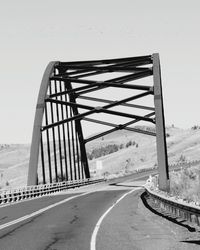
[0,126,200,189]
[86,126,200,178]
[0,144,30,189]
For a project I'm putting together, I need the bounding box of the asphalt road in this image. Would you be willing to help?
[0,175,199,250]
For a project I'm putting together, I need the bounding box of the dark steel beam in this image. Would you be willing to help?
[64,81,90,179]
[75,70,153,96]
[58,81,68,181]
[100,109,154,123]
[46,90,152,112]
[56,66,151,79]
[42,106,154,131]
[83,111,155,129]
[49,83,100,99]
[50,68,153,99]
[64,93,73,180]
[84,112,156,143]
[51,70,153,89]
[78,95,155,111]
[49,80,152,100]
[102,91,153,110]
[40,133,46,184]
[85,127,155,143]
[58,55,152,66]
[49,82,58,183]
[70,66,151,74]
[59,59,150,77]
[51,77,152,92]
[45,98,93,110]
[44,102,52,183]
[69,108,77,180]
[51,70,153,97]
[69,70,103,79]
[58,59,153,70]
[54,78,64,181]
[41,109,94,131]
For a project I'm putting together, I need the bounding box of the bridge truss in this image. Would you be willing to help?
[27,53,169,191]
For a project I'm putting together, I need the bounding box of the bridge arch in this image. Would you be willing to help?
[27,54,169,191]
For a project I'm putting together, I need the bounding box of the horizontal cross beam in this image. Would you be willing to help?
[84,112,156,143]
[56,66,151,78]
[57,58,152,77]
[51,70,153,88]
[57,55,152,67]
[47,90,152,112]
[78,96,155,111]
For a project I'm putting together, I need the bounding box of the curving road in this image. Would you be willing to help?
[0,174,199,250]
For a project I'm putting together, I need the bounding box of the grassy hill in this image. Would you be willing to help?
[0,144,30,189]
[0,126,200,190]
[87,126,200,178]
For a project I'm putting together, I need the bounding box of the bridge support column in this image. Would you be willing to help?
[153,53,170,192]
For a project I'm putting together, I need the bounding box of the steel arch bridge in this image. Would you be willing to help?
[27,53,169,191]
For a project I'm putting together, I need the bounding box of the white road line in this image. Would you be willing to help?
[90,187,141,250]
[0,191,94,231]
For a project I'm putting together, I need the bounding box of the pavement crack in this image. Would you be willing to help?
[43,236,59,250]
[70,215,79,224]
[0,216,8,221]
[131,225,139,231]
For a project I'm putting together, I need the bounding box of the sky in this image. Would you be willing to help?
[0,0,200,143]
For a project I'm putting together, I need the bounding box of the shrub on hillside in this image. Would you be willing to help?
[125,140,136,148]
[178,154,186,162]
[191,125,200,130]
[0,144,10,151]
[87,144,120,160]
[170,167,200,202]
[87,140,138,160]
[102,171,110,178]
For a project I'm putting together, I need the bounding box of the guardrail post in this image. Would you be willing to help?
[153,53,170,192]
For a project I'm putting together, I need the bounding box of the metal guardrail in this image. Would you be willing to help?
[145,180,200,229]
[0,178,105,205]
[169,159,200,170]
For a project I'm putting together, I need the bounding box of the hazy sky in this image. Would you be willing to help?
[0,0,200,143]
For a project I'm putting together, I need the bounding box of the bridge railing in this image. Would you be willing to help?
[145,182,200,229]
[169,159,200,170]
[145,160,200,229]
[0,178,105,205]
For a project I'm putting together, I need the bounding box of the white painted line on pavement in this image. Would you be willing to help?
[90,187,141,250]
[0,191,94,231]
